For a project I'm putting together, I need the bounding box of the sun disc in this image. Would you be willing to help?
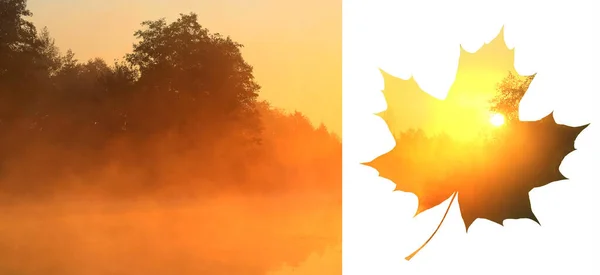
[490,113,505,127]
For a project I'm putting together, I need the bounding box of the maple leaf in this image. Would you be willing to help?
[364,28,589,261]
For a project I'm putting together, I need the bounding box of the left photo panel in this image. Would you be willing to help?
[0,1,341,274]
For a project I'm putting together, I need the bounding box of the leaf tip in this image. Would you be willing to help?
[374,110,386,119]
[413,208,422,218]
[530,213,541,226]
[463,217,478,233]
[574,122,591,134]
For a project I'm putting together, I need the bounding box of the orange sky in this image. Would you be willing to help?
[381,29,518,141]
[27,0,341,135]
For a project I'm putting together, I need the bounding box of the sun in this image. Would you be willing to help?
[490,113,505,127]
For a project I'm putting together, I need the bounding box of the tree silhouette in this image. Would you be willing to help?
[0,0,58,125]
[125,13,261,140]
[490,71,535,123]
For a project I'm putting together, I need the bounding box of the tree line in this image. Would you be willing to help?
[0,0,341,199]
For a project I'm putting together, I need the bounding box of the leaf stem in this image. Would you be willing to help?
[405,192,457,261]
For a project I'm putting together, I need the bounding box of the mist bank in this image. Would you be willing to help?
[0,104,341,202]
[0,192,341,275]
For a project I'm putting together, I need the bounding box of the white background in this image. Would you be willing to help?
[343,0,599,274]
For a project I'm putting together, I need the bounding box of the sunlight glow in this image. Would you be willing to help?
[490,113,505,127]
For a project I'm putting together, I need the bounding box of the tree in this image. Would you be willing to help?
[489,71,535,123]
[0,0,61,126]
[124,13,261,139]
[0,0,37,74]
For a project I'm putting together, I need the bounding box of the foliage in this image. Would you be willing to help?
[125,13,261,138]
[490,71,535,123]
